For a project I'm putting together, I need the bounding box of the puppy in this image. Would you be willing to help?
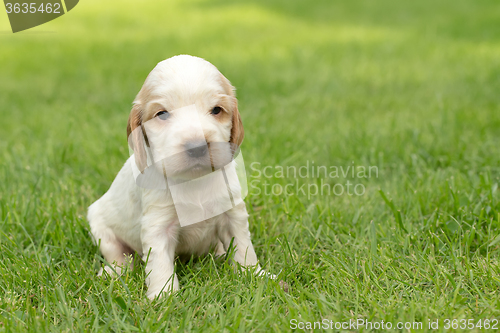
[88,55,266,299]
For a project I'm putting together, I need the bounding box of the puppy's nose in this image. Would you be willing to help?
[185,141,208,158]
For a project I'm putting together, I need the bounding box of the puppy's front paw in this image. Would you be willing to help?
[146,283,179,300]
[146,275,180,300]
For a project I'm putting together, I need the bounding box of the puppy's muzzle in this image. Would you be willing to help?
[185,141,208,158]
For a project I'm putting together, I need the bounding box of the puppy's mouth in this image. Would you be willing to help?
[163,142,233,180]
[184,161,213,174]
[133,140,242,192]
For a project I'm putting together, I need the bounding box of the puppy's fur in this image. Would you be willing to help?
[88,55,264,299]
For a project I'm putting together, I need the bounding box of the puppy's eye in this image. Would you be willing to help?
[156,111,170,120]
[211,107,222,115]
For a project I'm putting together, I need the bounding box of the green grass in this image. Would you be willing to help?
[1,0,500,331]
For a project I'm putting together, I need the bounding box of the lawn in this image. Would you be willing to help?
[1,0,500,331]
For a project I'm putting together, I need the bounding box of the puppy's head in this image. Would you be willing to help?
[127,55,244,180]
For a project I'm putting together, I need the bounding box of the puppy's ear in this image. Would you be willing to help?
[220,73,244,147]
[127,103,148,173]
[230,100,244,147]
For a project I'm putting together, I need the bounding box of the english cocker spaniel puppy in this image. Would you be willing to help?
[88,55,268,299]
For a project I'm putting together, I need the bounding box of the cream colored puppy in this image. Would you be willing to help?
[88,55,265,299]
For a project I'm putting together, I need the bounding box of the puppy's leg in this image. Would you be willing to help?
[215,240,226,257]
[141,210,179,299]
[90,225,133,276]
[219,202,271,276]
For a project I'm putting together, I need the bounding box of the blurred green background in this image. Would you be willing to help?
[1,0,500,331]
